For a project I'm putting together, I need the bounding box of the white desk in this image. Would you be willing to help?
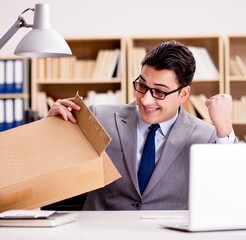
[1,210,246,240]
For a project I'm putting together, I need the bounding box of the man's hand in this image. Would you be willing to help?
[205,93,233,138]
[47,98,81,123]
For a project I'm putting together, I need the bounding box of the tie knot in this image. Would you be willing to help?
[149,124,160,133]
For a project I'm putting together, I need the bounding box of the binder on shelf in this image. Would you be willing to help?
[0,99,5,131]
[5,60,14,93]
[0,60,5,93]
[14,59,24,93]
[14,98,24,127]
[5,99,15,130]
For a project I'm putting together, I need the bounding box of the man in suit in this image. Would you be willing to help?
[48,41,235,210]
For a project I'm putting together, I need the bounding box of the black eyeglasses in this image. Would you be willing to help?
[133,77,185,100]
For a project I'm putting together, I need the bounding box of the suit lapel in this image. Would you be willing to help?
[115,104,139,192]
[143,108,196,197]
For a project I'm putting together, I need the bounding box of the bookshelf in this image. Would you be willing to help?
[31,37,126,117]
[225,35,246,141]
[127,36,224,113]
[0,57,30,132]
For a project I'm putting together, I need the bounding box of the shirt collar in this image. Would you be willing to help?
[136,105,178,138]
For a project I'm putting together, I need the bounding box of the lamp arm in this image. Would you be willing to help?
[0,8,34,50]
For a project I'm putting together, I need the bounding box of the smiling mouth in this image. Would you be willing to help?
[143,106,160,112]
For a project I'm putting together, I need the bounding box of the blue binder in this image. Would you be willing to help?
[4,99,15,130]
[5,60,14,94]
[14,60,24,93]
[14,98,24,127]
[0,60,5,93]
[0,99,5,132]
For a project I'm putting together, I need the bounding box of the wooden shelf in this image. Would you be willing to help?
[36,78,122,84]
[31,37,127,113]
[0,93,29,99]
[225,35,246,140]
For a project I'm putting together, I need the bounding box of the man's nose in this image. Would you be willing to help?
[141,89,155,104]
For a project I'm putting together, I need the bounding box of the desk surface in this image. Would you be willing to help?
[1,210,246,240]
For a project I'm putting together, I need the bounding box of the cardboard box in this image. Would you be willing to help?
[0,93,121,212]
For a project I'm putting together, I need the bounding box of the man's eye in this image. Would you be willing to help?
[154,89,164,94]
[139,83,147,88]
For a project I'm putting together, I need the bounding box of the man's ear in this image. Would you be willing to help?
[180,86,191,103]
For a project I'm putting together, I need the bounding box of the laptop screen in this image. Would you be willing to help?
[189,144,246,230]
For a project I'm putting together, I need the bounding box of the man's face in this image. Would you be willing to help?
[135,65,190,124]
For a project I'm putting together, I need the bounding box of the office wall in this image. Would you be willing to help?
[1,0,246,56]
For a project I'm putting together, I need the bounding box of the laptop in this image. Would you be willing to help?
[164,143,246,232]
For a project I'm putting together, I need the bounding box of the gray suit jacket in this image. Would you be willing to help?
[83,102,216,210]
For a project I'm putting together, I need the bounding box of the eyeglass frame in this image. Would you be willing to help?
[133,76,186,100]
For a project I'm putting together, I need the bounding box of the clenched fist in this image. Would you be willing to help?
[205,93,233,138]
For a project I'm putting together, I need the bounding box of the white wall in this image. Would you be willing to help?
[1,0,246,56]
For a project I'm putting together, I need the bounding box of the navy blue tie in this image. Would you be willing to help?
[138,124,160,194]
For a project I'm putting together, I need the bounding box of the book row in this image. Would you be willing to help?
[0,98,24,132]
[0,59,25,94]
[35,49,121,80]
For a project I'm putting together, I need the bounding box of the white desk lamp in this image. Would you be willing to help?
[0,3,72,57]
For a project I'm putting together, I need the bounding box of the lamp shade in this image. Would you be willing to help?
[14,3,72,57]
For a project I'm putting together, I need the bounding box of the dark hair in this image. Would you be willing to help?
[141,40,196,87]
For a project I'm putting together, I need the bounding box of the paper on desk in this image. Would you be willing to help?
[0,210,55,219]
